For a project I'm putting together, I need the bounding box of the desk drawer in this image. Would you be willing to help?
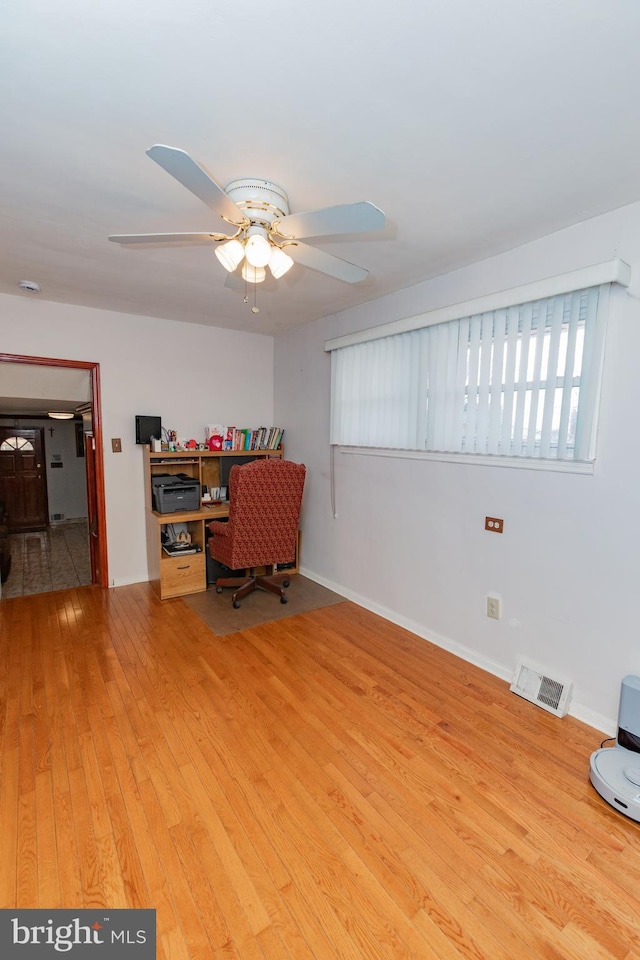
[160,553,205,598]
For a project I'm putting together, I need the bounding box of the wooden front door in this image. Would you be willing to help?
[0,428,48,532]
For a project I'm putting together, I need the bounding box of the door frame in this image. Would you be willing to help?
[0,352,109,588]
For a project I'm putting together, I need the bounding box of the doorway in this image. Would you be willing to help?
[0,353,108,592]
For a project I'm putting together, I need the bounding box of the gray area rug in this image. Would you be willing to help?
[182,574,346,636]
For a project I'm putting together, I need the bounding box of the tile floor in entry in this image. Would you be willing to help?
[2,519,91,599]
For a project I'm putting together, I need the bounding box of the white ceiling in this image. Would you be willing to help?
[2,1,640,337]
[0,363,91,416]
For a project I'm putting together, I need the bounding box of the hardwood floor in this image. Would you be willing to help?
[1,583,638,959]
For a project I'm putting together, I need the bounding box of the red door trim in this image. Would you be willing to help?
[0,353,109,588]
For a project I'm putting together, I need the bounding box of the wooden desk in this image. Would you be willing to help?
[145,501,227,600]
[144,447,292,599]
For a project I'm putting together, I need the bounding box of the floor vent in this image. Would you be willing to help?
[510,659,573,717]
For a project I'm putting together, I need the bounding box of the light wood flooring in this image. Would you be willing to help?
[0,583,638,959]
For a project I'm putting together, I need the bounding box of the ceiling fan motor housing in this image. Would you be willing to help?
[224,178,290,226]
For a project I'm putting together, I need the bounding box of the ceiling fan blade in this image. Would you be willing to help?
[146,145,244,225]
[285,242,369,283]
[109,232,228,244]
[274,201,385,240]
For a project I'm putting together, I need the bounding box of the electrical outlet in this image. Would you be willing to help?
[485,516,504,533]
[487,595,501,619]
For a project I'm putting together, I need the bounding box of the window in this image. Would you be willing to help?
[423,285,605,460]
[0,436,34,451]
[328,264,629,467]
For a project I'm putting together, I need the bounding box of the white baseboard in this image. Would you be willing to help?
[299,565,614,737]
[109,574,148,588]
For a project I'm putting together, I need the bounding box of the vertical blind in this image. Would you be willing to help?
[330,283,610,462]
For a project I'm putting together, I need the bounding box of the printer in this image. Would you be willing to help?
[151,473,200,514]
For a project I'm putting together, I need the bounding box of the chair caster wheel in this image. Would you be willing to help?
[233,600,241,609]
[216,587,223,594]
[280,595,288,604]
[282,580,290,588]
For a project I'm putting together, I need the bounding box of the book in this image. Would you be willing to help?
[218,426,284,452]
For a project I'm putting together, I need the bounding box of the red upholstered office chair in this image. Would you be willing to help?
[208,458,306,608]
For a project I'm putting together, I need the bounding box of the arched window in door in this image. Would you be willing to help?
[0,436,34,451]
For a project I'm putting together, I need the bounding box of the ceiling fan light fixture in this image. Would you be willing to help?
[48,411,74,420]
[215,238,245,272]
[269,246,294,279]
[241,262,266,284]
[112,146,387,299]
[244,226,272,268]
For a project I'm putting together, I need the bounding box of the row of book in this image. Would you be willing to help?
[206,425,285,451]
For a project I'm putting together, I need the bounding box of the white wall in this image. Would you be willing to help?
[43,419,87,520]
[33,418,86,520]
[0,295,274,586]
[275,200,640,734]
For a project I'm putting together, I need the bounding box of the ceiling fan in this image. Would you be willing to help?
[109,145,386,286]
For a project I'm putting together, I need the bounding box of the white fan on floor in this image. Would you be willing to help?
[109,145,386,286]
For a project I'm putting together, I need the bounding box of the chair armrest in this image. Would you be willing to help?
[208,521,229,537]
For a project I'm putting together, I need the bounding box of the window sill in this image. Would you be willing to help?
[335,446,595,475]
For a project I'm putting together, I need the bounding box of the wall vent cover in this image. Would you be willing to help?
[510,659,573,717]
